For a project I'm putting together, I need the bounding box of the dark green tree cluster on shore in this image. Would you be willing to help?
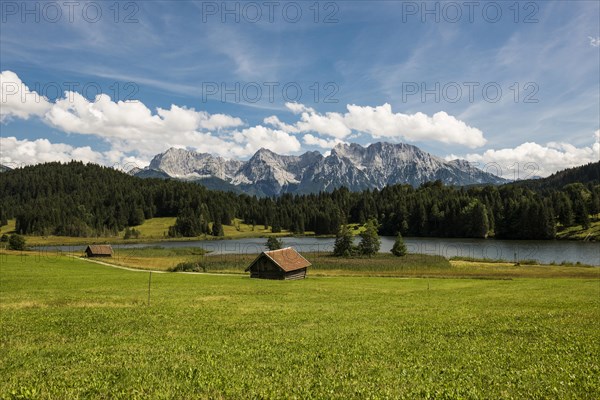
[0,161,598,240]
[265,236,283,251]
[333,220,381,257]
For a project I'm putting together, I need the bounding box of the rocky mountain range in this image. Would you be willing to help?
[133,142,507,196]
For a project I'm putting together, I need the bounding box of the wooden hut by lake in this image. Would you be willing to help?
[245,247,311,280]
[84,245,113,258]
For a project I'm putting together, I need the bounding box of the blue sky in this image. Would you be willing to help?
[1,0,599,176]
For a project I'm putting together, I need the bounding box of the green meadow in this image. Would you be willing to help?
[1,253,599,399]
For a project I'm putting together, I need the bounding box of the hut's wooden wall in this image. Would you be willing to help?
[85,250,112,257]
[284,268,307,280]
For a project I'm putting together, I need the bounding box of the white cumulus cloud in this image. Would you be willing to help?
[303,134,344,149]
[267,102,486,148]
[285,102,314,114]
[231,125,301,157]
[448,136,600,179]
[344,104,486,148]
[0,136,106,166]
[0,70,52,122]
[44,92,245,157]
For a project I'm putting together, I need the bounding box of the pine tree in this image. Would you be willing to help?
[411,203,427,236]
[541,203,556,239]
[220,209,232,225]
[0,208,7,227]
[573,196,590,228]
[589,189,600,217]
[271,216,282,233]
[297,216,305,234]
[391,233,407,256]
[358,219,380,257]
[266,236,283,251]
[212,220,224,237]
[556,193,574,226]
[467,201,489,238]
[333,225,354,257]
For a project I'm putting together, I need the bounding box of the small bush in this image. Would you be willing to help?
[170,261,205,272]
[8,234,26,251]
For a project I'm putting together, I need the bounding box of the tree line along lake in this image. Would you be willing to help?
[35,236,600,266]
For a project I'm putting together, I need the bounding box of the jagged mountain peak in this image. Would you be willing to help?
[249,147,294,163]
[447,159,473,167]
[148,147,241,180]
[136,142,507,196]
[163,146,187,154]
[159,147,215,160]
[254,147,277,155]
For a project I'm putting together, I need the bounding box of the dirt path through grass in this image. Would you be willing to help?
[67,255,242,276]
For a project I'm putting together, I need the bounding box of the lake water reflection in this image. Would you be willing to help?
[35,236,599,266]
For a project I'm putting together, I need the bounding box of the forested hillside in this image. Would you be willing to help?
[1,161,598,240]
[513,161,600,191]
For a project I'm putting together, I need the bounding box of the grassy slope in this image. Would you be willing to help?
[0,219,15,236]
[0,218,296,246]
[556,216,600,241]
[1,254,598,399]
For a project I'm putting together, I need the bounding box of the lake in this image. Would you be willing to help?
[35,237,600,266]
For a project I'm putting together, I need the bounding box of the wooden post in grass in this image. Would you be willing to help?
[147,271,152,306]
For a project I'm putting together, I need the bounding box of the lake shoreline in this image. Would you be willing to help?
[27,235,600,266]
[16,231,597,247]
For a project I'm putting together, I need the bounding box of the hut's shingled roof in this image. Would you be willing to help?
[85,245,113,255]
[246,247,311,272]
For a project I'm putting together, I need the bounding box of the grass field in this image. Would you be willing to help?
[1,253,599,399]
[109,247,210,272]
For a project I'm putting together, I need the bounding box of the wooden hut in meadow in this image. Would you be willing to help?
[245,247,311,280]
[84,245,113,258]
